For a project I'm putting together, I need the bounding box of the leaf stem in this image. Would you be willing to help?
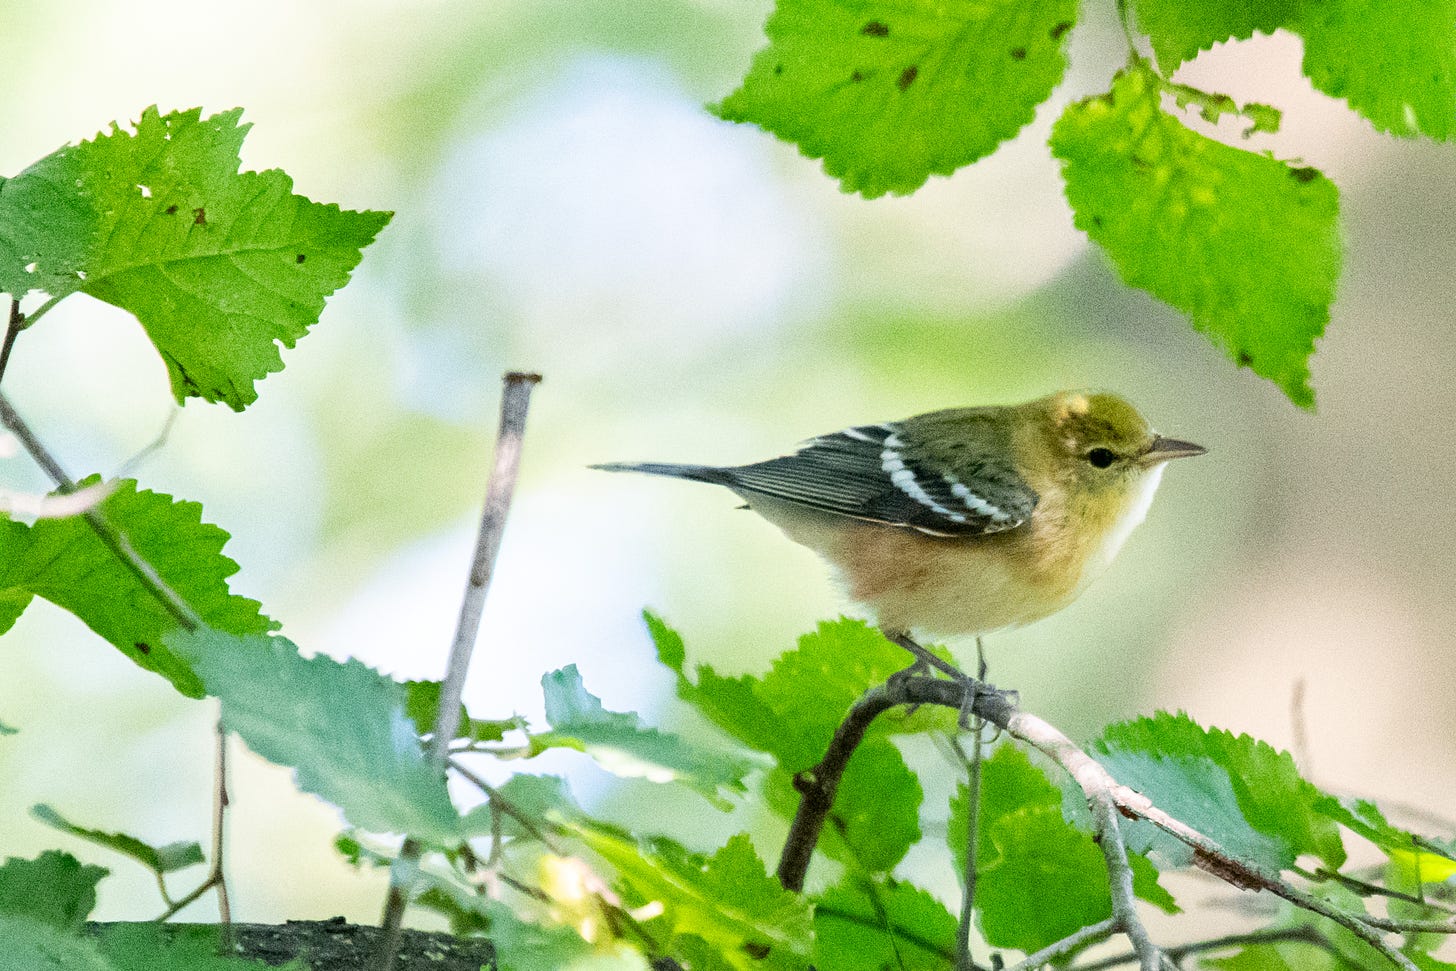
[375,371,542,971]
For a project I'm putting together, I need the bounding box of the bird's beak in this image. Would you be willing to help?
[1141,436,1206,465]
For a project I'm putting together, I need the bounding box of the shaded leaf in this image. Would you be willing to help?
[813,877,956,970]
[1051,65,1340,409]
[169,630,459,843]
[1088,710,1345,872]
[1129,0,1297,70]
[533,664,767,807]
[0,851,106,931]
[31,805,203,876]
[0,914,114,971]
[97,923,305,970]
[715,0,1078,197]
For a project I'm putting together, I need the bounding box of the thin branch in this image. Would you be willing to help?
[211,717,232,937]
[953,638,988,971]
[1072,924,1331,971]
[1001,917,1117,971]
[0,299,22,388]
[1300,866,1456,916]
[784,674,1428,971]
[375,371,542,971]
[0,390,202,630]
[449,758,565,855]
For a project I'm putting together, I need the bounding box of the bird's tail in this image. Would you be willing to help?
[590,461,728,484]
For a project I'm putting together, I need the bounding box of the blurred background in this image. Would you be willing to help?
[1,0,1454,943]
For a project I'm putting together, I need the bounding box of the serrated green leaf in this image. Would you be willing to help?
[813,877,956,970]
[168,630,459,843]
[1129,0,1297,70]
[1089,711,1345,872]
[0,106,390,409]
[571,828,812,970]
[0,914,114,971]
[1296,0,1456,141]
[949,746,1176,953]
[30,805,203,876]
[0,851,106,931]
[533,665,766,807]
[949,747,1108,953]
[402,679,526,744]
[1051,65,1340,409]
[97,923,304,971]
[715,0,1078,197]
[0,477,276,698]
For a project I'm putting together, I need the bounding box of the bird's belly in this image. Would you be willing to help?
[744,495,1076,638]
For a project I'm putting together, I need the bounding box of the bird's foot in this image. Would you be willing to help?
[883,630,989,730]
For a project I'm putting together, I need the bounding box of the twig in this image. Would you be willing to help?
[1001,917,1117,971]
[1071,924,1330,970]
[211,717,232,937]
[449,758,565,854]
[953,638,988,971]
[0,390,202,630]
[0,300,22,388]
[0,388,233,927]
[375,371,542,971]
[782,674,1427,971]
[1300,866,1456,916]
[775,677,1017,892]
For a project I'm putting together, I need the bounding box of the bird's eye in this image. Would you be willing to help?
[1086,447,1117,469]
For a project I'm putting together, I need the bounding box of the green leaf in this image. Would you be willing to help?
[0,914,114,971]
[97,923,304,971]
[0,717,15,735]
[30,805,203,876]
[813,877,956,970]
[1050,65,1340,409]
[571,827,812,970]
[1296,0,1456,141]
[533,664,767,807]
[168,630,459,843]
[0,477,276,698]
[1313,796,1456,862]
[402,679,526,744]
[1088,711,1345,872]
[949,747,1108,952]
[948,747,1176,953]
[1129,0,1298,70]
[0,851,106,930]
[819,738,922,873]
[0,106,391,409]
[715,0,1078,198]
[483,900,596,971]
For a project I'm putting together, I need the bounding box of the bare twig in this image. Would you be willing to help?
[953,638,989,971]
[1001,917,1118,971]
[0,391,202,630]
[375,371,542,971]
[0,300,22,388]
[1072,924,1331,970]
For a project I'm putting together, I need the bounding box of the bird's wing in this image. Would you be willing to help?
[720,422,1037,537]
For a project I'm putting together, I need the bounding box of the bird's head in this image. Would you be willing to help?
[1022,391,1205,506]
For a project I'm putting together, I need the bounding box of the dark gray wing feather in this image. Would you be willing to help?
[719,424,1036,536]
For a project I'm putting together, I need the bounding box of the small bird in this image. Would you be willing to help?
[596,391,1203,676]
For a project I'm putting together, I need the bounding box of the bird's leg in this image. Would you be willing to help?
[884,629,983,729]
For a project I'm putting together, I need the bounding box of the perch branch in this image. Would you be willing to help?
[780,674,1428,971]
[375,371,542,971]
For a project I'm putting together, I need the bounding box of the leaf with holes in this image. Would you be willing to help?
[1051,66,1340,408]
[0,106,390,409]
[716,0,1079,197]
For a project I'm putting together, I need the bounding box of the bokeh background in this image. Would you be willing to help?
[2,0,1455,946]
